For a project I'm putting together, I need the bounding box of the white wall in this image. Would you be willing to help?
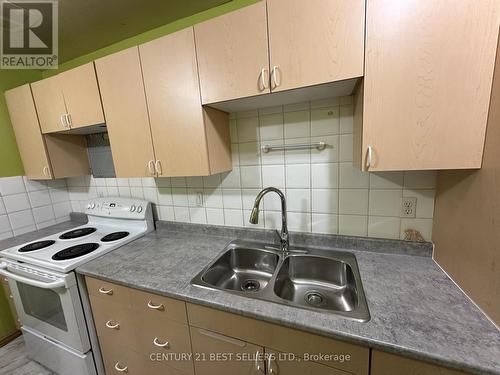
[65,96,437,241]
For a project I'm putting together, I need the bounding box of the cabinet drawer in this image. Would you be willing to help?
[85,276,130,304]
[129,288,187,324]
[90,297,136,345]
[135,315,194,374]
[190,327,264,375]
[102,341,189,375]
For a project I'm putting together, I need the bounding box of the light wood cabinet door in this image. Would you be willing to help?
[360,0,500,171]
[371,350,471,375]
[59,62,105,129]
[194,2,270,104]
[266,348,351,375]
[267,0,364,92]
[31,74,67,133]
[187,303,369,375]
[190,327,265,375]
[95,47,157,177]
[5,85,53,179]
[140,27,211,176]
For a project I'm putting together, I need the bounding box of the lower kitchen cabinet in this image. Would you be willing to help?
[190,327,264,375]
[85,277,473,375]
[371,350,471,375]
[186,303,369,375]
[86,277,193,375]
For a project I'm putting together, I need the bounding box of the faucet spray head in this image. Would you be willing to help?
[249,206,260,224]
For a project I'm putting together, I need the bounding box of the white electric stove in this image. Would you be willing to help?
[0,197,154,375]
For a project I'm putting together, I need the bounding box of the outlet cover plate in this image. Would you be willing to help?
[401,197,417,218]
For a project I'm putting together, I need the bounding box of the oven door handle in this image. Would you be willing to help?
[0,263,65,289]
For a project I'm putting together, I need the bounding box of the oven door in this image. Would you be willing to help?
[0,261,90,353]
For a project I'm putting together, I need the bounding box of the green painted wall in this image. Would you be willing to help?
[0,287,17,340]
[0,69,42,177]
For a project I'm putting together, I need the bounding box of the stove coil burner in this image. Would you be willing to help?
[52,243,100,261]
[59,227,97,240]
[101,231,130,242]
[18,240,56,253]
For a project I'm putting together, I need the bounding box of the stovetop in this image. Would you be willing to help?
[0,197,154,274]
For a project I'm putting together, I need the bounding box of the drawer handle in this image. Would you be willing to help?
[147,301,164,310]
[153,337,170,348]
[105,320,120,329]
[114,362,128,372]
[98,287,113,295]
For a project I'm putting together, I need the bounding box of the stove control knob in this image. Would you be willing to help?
[137,205,143,213]
[90,202,95,209]
[130,205,136,212]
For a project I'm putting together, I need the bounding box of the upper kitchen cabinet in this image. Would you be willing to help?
[5,85,52,179]
[95,47,156,178]
[5,85,90,180]
[357,0,500,171]
[267,0,364,92]
[194,2,270,104]
[140,27,231,176]
[31,63,105,134]
[29,74,66,134]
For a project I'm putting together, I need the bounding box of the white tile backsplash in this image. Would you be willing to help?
[3,193,31,213]
[0,177,71,239]
[0,176,26,196]
[14,96,435,242]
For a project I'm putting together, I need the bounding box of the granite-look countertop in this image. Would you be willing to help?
[3,219,498,374]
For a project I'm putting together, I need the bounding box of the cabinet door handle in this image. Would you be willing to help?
[366,145,373,169]
[147,301,164,310]
[114,362,128,372]
[153,337,170,348]
[155,160,163,175]
[66,113,72,128]
[255,350,264,373]
[98,287,113,295]
[105,320,120,329]
[60,114,67,128]
[147,160,155,175]
[271,66,281,89]
[259,67,269,91]
[267,354,276,374]
[42,166,50,177]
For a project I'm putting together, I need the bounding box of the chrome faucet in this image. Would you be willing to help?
[249,187,289,253]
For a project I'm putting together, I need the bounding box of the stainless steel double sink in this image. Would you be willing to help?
[191,240,370,322]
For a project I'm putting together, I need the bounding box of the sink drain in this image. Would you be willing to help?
[241,279,260,292]
[305,291,326,306]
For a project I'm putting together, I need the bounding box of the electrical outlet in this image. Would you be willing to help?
[401,197,417,218]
